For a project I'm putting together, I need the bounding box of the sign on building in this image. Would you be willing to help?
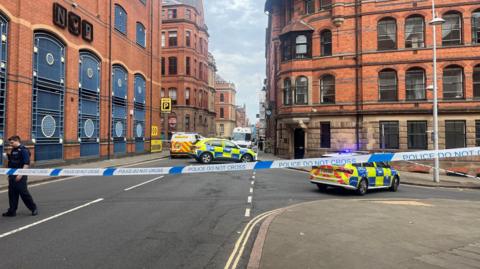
[161,98,172,113]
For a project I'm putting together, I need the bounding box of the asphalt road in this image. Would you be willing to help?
[0,157,479,269]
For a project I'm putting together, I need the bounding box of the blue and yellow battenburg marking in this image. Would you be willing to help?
[310,163,399,188]
[192,139,255,161]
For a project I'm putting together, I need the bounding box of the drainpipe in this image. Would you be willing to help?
[149,0,154,151]
[107,0,113,159]
[354,0,361,151]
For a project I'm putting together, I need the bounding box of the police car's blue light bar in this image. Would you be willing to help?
[2,147,480,177]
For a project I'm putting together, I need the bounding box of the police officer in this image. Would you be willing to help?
[2,135,38,217]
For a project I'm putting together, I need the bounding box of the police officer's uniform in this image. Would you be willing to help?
[6,145,37,215]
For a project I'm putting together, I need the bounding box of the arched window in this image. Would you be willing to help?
[472,10,480,44]
[405,15,425,48]
[406,68,426,100]
[112,65,128,98]
[305,0,314,15]
[442,12,462,46]
[378,18,397,50]
[32,32,65,161]
[378,69,397,101]
[136,22,146,47]
[295,76,308,105]
[320,75,335,104]
[169,88,177,105]
[295,35,308,59]
[79,51,100,157]
[134,74,146,152]
[443,65,464,99]
[320,30,332,56]
[114,4,127,34]
[473,65,480,98]
[134,74,146,104]
[283,78,292,105]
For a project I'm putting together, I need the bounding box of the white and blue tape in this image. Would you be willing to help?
[2,147,480,177]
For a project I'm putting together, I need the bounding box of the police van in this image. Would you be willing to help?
[170,133,203,158]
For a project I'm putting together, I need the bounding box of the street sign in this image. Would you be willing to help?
[161,98,172,113]
[151,139,163,153]
[151,125,159,136]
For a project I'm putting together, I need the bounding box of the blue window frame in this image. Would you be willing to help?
[134,74,146,152]
[112,65,128,154]
[114,4,127,34]
[79,52,100,157]
[0,15,8,164]
[136,22,146,47]
[32,32,65,161]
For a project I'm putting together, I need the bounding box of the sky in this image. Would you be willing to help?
[204,0,267,124]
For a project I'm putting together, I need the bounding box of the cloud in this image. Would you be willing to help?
[205,0,267,122]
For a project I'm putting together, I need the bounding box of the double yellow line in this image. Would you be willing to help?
[224,208,283,269]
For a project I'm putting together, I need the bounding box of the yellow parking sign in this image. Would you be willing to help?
[161,98,172,113]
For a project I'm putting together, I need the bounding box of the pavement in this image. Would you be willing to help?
[258,152,480,189]
[254,199,480,269]
[0,151,170,190]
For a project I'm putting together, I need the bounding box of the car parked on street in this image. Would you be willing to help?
[190,138,257,164]
[309,153,400,195]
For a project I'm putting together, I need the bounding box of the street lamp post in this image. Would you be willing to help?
[429,0,445,183]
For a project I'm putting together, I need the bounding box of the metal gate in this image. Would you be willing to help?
[0,15,8,165]
[79,52,100,157]
[112,65,127,154]
[32,32,65,161]
[134,74,146,153]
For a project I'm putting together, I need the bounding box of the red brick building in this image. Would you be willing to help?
[215,75,237,138]
[161,0,215,137]
[265,0,480,158]
[235,105,248,128]
[0,0,162,163]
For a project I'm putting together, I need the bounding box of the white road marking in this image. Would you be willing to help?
[124,176,164,191]
[251,181,254,185]
[252,175,255,179]
[249,188,253,193]
[244,208,251,217]
[0,198,104,239]
[247,196,252,204]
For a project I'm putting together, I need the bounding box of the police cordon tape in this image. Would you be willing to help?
[2,147,480,177]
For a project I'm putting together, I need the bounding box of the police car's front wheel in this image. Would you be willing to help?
[240,154,253,163]
[356,178,368,196]
[200,153,213,164]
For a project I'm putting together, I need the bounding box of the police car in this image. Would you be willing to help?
[190,138,257,164]
[309,152,400,195]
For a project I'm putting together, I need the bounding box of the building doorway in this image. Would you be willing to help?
[294,128,305,159]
